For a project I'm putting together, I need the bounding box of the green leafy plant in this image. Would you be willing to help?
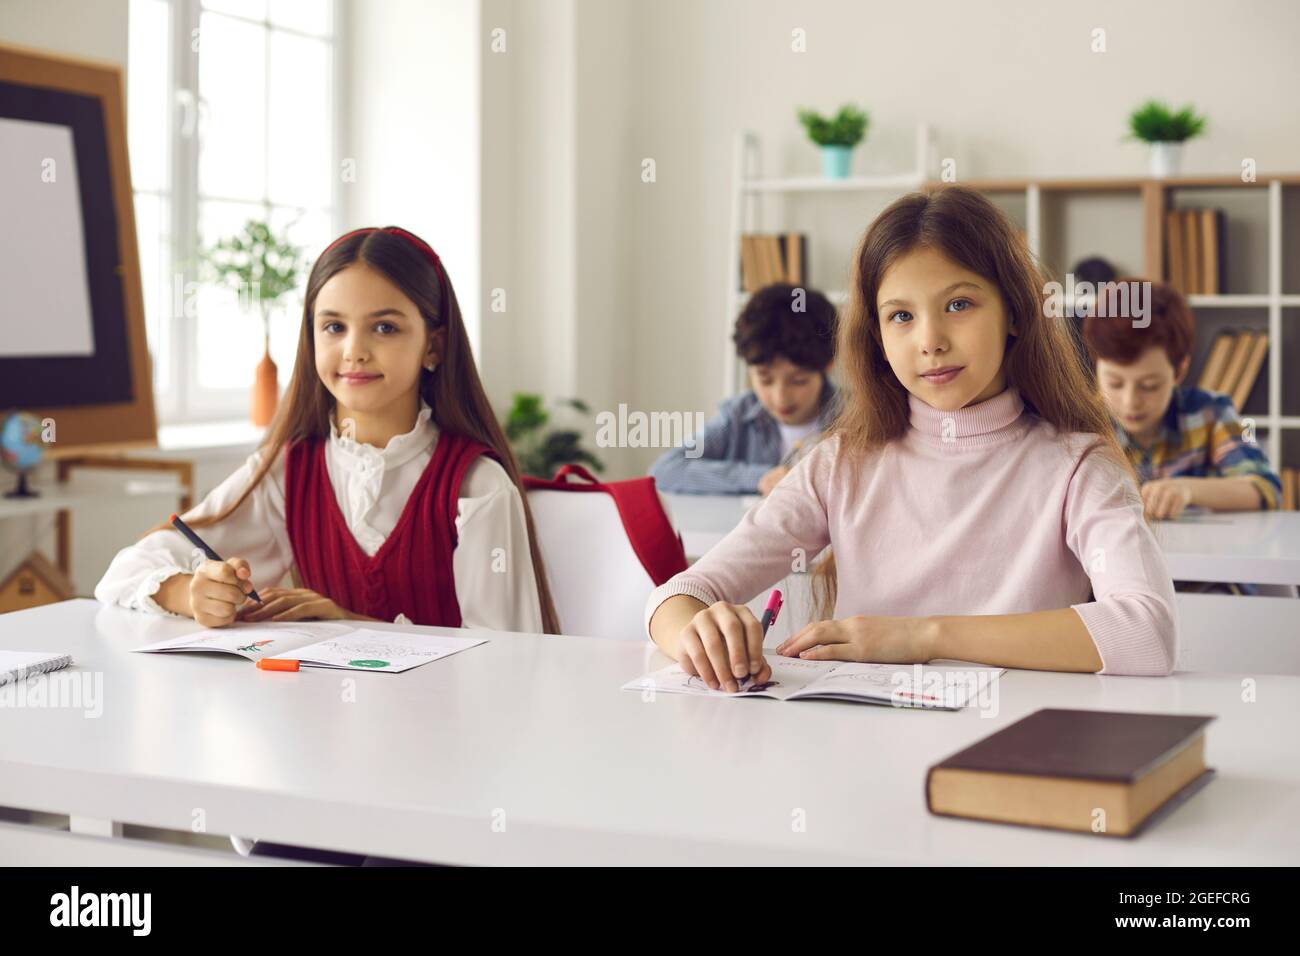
[797,104,869,148]
[201,219,307,344]
[504,394,605,479]
[1127,100,1207,143]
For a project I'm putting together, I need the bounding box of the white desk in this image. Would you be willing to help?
[1153,512,1300,586]
[664,492,757,560]
[666,494,1300,587]
[1,599,1297,865]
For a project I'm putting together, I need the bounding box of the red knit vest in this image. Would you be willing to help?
[284,430,497,626]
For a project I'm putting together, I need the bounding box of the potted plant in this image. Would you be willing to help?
[504,394,604,479]
[1127,100,1207,178]
[797,104,869,179]
[202,220,306,426]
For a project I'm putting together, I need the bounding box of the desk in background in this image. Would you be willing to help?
[665,494,1300,588]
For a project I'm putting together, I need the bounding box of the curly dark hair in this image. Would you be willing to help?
[732,283,837,369]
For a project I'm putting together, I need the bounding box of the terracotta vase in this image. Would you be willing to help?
[251,335,278,427]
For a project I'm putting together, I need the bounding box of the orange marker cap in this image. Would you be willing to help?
[256,658,300,672]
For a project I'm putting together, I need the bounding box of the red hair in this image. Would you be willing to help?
[1082,279,1194,367]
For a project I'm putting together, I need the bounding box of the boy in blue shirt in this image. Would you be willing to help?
[651,283,839,496]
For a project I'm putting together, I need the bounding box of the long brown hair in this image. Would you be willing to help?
[811,185,1134,618]
[165,227,561,633]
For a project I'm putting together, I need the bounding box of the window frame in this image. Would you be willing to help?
[132,0,343,424]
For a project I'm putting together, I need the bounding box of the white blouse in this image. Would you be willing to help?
[93,402,544,633]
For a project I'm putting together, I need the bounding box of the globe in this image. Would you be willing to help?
[1,411,45,498]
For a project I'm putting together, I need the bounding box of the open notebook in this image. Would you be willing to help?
[132,622,485,673]
[624,656,1004,710]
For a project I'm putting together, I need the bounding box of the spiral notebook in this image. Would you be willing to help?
[0,650,73,687]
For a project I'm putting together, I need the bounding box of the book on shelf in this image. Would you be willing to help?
[1282,467,1296,511]
[740,232,808,291]
[1197,329,1267,409]
[1216,330,1257,399]
[1198,331,1235,390]
[1230,332,1269,411]
[1165,207,1227,295]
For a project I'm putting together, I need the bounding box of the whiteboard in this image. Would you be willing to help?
[0,116,96,357]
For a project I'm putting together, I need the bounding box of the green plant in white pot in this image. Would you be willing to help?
[1127,100,1207,178]
[797,104,869,179]
[201,220,306,426]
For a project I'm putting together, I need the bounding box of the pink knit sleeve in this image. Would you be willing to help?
[644,437,836,639]
[1063,441,1179,676]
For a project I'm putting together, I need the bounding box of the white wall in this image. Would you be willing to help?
[0,0,128,62]
[341,0,482,352]
[479,0,1300,478]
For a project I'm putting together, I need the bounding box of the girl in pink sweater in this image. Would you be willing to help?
[647,186,1177,687]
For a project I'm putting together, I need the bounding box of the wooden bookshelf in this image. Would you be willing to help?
[725,134,1300,483]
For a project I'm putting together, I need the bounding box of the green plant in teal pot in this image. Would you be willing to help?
[797,104,869,179]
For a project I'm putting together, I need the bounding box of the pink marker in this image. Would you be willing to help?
[760,588,783,637]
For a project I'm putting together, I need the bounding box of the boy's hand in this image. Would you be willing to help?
[758,465,789,496]
[777,615,929,664]
[677,602,772,692]
[1141,478,1195,520]
[189,558,256,628]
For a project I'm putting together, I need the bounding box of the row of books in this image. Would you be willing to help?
[1198,329,1268,410]
[739,233,808,291]
[1280,468,1300,511]
[1166,208,1226,295]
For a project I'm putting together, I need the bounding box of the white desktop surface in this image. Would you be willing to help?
[0,599,1296,865]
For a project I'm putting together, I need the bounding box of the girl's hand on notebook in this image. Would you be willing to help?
[238,587,348,623]
[1140,478,1193,520]
[776,615,926,664]
[678,602,771,692]
[190,558,256,628]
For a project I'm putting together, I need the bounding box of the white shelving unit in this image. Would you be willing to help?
[724,125,934,396]
[1006,176,1298,470]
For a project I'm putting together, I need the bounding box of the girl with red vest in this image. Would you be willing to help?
[96,226,560,634]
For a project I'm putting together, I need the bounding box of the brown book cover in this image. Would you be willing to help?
[1198,332,1235,391]
[1283,468,1296,511]
[927,709,1215,837]
[763,235,784,287]
[1231,333,1269,412]
[1217,330,1257,398]
[1165,211,1185,292]
[740,235,760,293]
[1200,209,1220,295]
[1182,209,1202,294]
[784,232,806,285]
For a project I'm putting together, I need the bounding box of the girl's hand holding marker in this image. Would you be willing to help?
[170,514,261,628]
[677,589,782,693]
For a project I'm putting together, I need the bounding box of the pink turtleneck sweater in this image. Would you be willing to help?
[646,388,1178,676]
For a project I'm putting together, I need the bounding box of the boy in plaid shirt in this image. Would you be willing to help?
[1082,279,1280,519]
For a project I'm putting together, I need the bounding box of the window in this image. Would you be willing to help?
[128,0,339,422]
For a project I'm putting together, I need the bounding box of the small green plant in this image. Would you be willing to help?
[797,104,869,148]
[504,394,604,479]
[201,219,306,343]
[1127,100,1207,143]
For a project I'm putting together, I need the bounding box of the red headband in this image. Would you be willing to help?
[322,225,449,319]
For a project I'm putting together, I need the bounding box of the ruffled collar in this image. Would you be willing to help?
[329,399,437,469]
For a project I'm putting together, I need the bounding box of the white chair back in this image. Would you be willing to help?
[527,487,673,640]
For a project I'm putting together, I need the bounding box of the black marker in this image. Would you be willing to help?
[170,513,262,604]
